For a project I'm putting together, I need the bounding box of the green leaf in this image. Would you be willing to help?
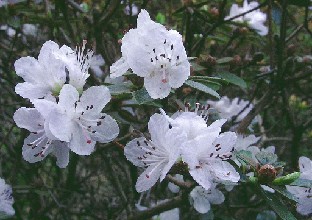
[132,88,162,107]
[270,185,299,202]
[290,178,312,188]
[217,72,247,89]
[216,57,233,64]
[185,80,220,98]
[190,62,207,71]
[260,188,297,220]
[156,12,166,24]
[256,210,277,220]
[255,152,278,165]
[235,150,258,169]
[107,82,132,95]
[272,172,300,186]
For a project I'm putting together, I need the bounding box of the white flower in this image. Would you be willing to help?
[181,120,240,190]
[190,185,225,214]
[162,104,212,141]
[90,54,105,77]
[32,84,119,156]
[124,113,185,192]
[286,157,312,216]
[0,24,16,37]
[14,107,70,168]
[225,0,268,36]
[207,96,253,123]
[0,178,15,217]
[122,1,139,16]
[233,134,260,166]
[53,40,94,93]
[14,40,67,99]
[22,24,38,37]
[110,9,190,99]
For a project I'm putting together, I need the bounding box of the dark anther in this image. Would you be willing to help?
[169,124,172,129]
[90,105,93,109]
[171,44,173,50]
[74,101,77,108]
[97,121,102,126]
[81,111,84,115]
[160,54,165,58]
[100,115,106,119]
[27,143,33,146]
[210,153,213,157]
[92,131,96,133]
[164,39,166,44]
[151,58,153,62]
[215,144,220,148]
[196,165,201,169]
[137,141,141,146]
[86,106,89,110]
[161,65,163,68]
[144,140,148,146]
[177,55,179,60]
[153,48,156,53]
[155,56,158,61]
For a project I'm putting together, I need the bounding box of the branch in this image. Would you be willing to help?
[128,195,184,220]
[236,91,273,134]
[166,174,195,189]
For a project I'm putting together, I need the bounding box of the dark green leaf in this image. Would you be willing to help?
[256,210,277,220]
[217,72,247,89]
[132,88,162,107]
[260,188,297,220]
[216,57,233,64]
[270,185,299,202]
[235,150,258,169]
[185,80,220,98]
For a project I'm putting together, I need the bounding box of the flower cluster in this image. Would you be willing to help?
[124,105,240,192]
[0,177,15,218]
[286,157,312,216]
[110,10,190,99]
[14,40,119,168]
[225,0,268,36]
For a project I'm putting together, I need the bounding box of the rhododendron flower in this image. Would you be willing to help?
[0,178,15,217]
[190,185,225,214]
[225,0,268,36]
[181,120,240,190]
[32,84,119,155]
[286,157,312,216]
[124,113,185,192]
[53,40,94,93]
[110,9,190,99]
[14,40,67,99]
[207,96,253,123]
[14,107,70,168]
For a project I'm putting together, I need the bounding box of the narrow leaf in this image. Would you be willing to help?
[185,80,220,98]
[217,72,247,89]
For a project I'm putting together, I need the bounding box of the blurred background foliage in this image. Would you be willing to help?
[0,0,311,219]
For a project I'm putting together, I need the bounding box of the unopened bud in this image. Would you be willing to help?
[258,164,277,184]
[287,44,296,57]
[209,7,219,17]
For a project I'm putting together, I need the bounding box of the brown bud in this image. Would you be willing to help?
[200,55,217,66]
[239,27,249,35]
[231,55,242,66]
[258,164,277,184]
[209,7,219,17]
[182,87,192,95]
[182,0,193,6]
[287,44,296,57]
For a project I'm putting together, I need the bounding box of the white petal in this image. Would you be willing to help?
[168,60,190,88]
[13,107,44,132]
[77,86,111,116]
[299,156,312,174]
[209,132,237,158]
[189,167,213,190]
[208,187,225,204]
[209,160,240,183]
[69,124,96,155]
[168,174,184,193]
[14,56,43,83]
[51,141,70,168]
[22,133,53,163]
[135,163,164,192]
[297,198,312,215]
[48,110,73,142]
[148,113,170,147]
[32,99,58,119]
[90,114,119,143]
[124,137,148,167]
[235,134,260,151]
[38,40,60,62]
[190,186,211,214]
[58,84,79,112]
[15,82,50,99]
[144,73,171,99]
[110,57,130,78]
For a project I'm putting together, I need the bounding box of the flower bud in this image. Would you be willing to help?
[258,164,277,184]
